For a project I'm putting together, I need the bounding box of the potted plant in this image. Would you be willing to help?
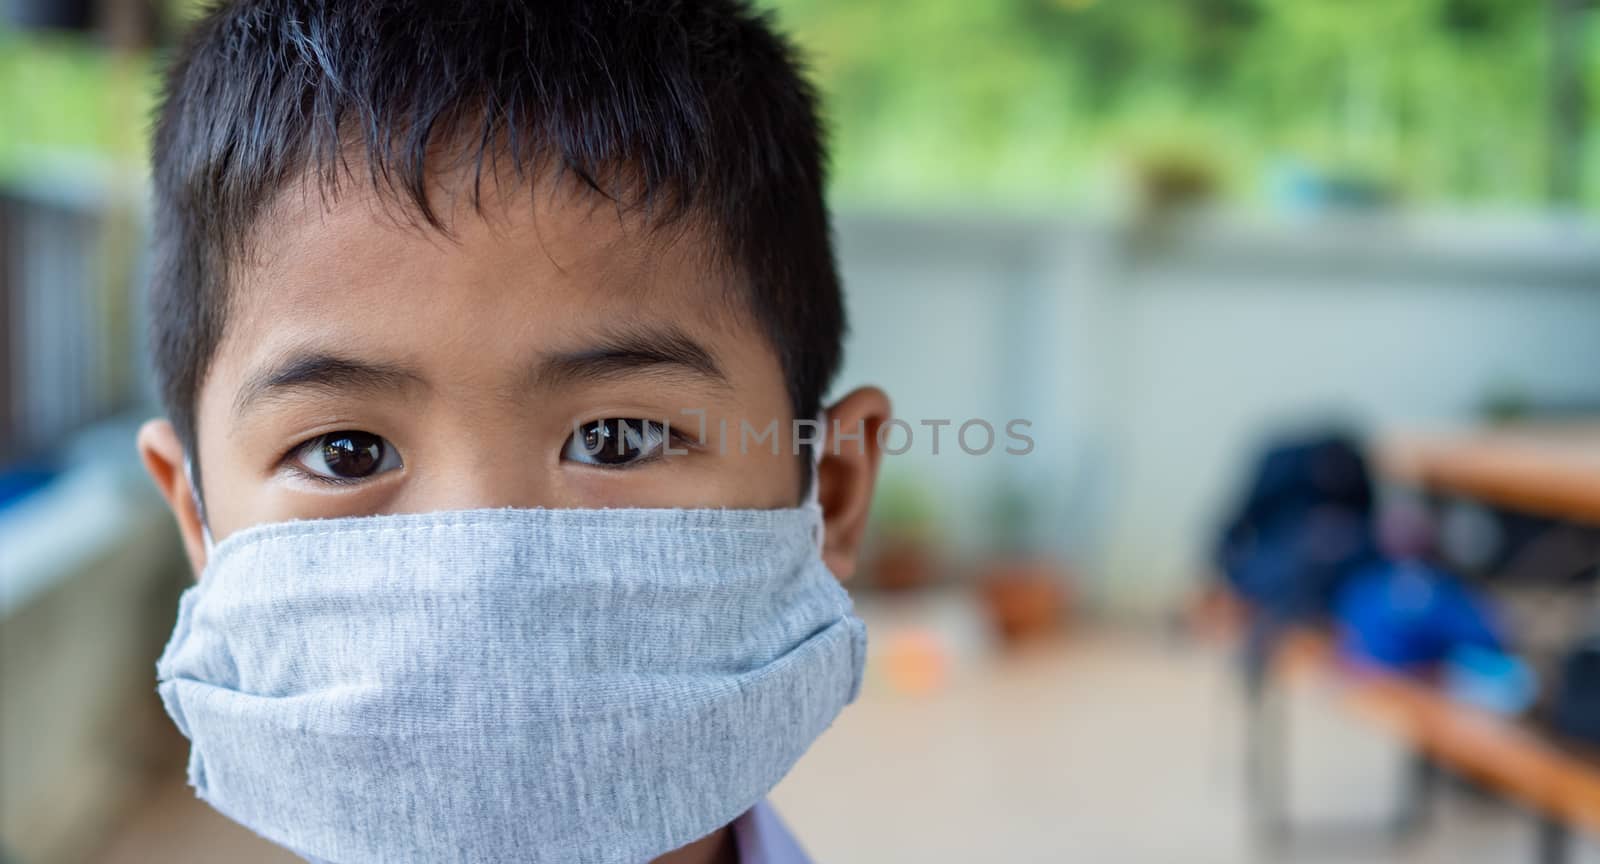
[976,480,1073,646]
[864,473,941,592]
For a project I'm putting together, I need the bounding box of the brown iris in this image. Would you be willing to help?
[318,431,384,478]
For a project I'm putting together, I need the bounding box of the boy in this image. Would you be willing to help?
[134,1,890,862]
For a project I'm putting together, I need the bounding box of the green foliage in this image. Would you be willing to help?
[0,30,157,185]
[768,0,1598,209]
[2,2,1594,208]
[870,469,939,538]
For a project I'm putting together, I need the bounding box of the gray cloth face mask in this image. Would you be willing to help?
[158,449,863,863]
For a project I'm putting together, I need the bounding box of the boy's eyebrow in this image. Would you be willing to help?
[528,325,729,392]
[232,352,427,421]
[232,326,729,421]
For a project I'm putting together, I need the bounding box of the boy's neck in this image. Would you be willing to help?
[652,825,738,864]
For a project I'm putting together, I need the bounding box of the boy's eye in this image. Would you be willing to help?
[563,418,668,467]
[290,430,402,483]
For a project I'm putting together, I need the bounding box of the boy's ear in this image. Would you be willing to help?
[817,386,891,581]
[136,418,208,578]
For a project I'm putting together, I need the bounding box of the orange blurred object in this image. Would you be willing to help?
[881,629,949,695]
[978,557,1072,647]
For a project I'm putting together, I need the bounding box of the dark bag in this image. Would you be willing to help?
[1216,433,1380,619]
[1553,634,1600,747]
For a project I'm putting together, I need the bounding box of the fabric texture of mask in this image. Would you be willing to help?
[155,504,865,864]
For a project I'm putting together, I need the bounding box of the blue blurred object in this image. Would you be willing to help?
[1266,160,1395,213]
[1334,559,1506,671]
[1442,644,1538,716]
[0,460,60,514]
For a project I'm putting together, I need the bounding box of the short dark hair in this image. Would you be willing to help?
[149,0,844,492]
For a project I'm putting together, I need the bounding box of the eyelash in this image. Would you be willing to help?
[289,466,367,487]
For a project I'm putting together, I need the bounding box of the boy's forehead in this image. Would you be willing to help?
[246,170,717,300]
[229,164,737,327]
[202,171,758,426]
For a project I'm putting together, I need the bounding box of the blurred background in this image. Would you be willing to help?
[2,0,1599,862]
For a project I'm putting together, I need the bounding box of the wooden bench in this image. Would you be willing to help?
[1239,422,1600,862]
[1273,630,1600,837]
[1380,423,1600,525]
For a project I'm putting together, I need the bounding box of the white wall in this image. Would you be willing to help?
[831,210,1600,615]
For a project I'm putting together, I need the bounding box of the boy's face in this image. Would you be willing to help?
[138,171,888,580]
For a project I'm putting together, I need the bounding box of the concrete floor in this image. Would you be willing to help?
[93,591,1599,864]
